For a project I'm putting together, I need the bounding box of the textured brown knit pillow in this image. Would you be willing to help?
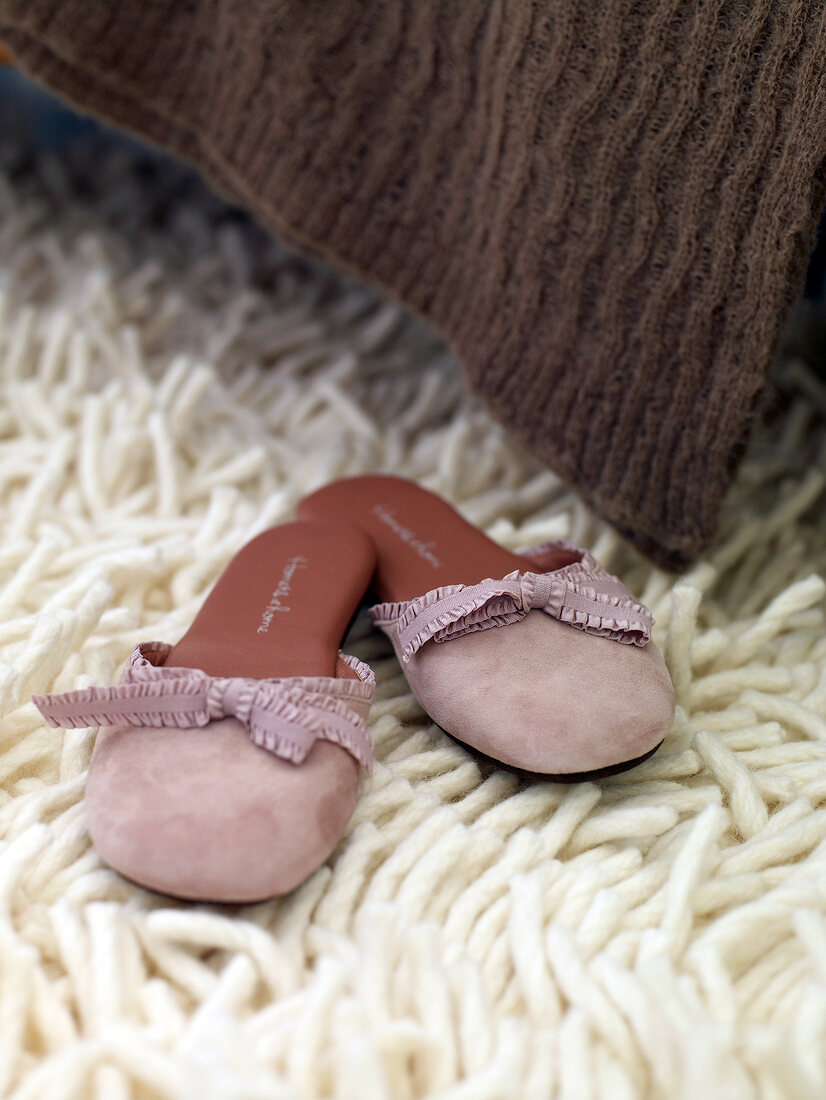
[3,2,826,569]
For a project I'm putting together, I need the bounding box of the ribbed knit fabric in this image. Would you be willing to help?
[3,2,826,568]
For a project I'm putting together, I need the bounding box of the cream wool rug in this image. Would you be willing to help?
[2,134,826,1100]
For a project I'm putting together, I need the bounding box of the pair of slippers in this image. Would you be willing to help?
[34,476,675,903]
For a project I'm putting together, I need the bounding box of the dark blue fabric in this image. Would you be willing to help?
[0,68,100,146]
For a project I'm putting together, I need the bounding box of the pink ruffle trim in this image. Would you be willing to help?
[370,539,653,662]
[32,643,375,771]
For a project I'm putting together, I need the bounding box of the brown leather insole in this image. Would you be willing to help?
[297,476,576,602]
[166,521,376,680]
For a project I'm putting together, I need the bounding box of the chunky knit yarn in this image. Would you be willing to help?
[3,1,826,568]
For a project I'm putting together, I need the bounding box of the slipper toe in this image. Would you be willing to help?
[86,719,360,902]
[400,612,675,776]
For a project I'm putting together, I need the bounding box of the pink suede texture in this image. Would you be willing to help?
[391,612,675,774]
[86,716,360,903]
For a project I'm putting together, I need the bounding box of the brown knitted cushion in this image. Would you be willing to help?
[3,2,825,569]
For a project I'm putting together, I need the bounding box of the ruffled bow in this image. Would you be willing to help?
[370,540,653,662]
[32,642,375,770]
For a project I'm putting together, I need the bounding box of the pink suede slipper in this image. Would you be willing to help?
[298,477,675,778]
[32,521,377,902]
